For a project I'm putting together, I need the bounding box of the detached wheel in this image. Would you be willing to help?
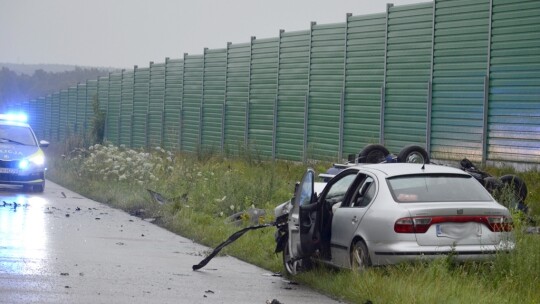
[397,145,430,164]
[282,241,311,276]
[499,175,527,204]
[358,144,389,164]
[350,240,371,272]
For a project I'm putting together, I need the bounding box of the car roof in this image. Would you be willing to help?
[350,163,469,178]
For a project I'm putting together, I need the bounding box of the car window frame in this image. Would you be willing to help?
[318,168,359,209]
[350,176,376,208]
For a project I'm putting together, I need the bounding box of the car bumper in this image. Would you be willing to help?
[370,240,515,265]
[0,170,45,186]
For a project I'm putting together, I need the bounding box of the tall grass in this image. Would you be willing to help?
[46,142,540,304]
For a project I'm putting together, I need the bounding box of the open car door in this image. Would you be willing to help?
[286,169,318,273]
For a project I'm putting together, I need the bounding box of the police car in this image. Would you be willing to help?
[0,113,48,192]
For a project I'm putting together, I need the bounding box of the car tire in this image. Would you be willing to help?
[358,144,389,164]
[282,240,311,276]
[350,240,370,272]
[482,176,501,193]
[499,175,527,203]
[33,183,45,193]
[397,145,430,164]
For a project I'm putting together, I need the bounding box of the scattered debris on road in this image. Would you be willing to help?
[192,223,275,270]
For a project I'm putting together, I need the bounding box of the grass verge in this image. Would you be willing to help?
[46,143,540,304]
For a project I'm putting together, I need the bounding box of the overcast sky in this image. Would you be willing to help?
[1,0,430,69]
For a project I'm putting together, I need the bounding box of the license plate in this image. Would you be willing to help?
[0,168,19,174]
[436,223,482,238]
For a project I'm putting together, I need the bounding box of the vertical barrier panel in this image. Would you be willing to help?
[97,76,109,114]
[30,99,37,136]
[384,3,433,153]
[39,97,46,138]
[67,86,78,134]
[59,89,69,140]
[52,92,61,141]
[35,97,46,139]
[488,0,540,163]
[44,95,52,140]
[27,99,36,128]
[202,48,227,150]
[107,72,122,145]
[132,67,150,148]
[308,22,346,160]
[182,54,204,152]
[120,70,134,147]
[249,37,279,157]
[38,97,46,139]
[76,83,86,136]
[344,13,387,155]
[276,30,311,161]
[97,75,109,141]
[431,0,490,161]
[149,62,166,147]
[164,58,184,150]
[225,42,250,154]
[85,79,98,136]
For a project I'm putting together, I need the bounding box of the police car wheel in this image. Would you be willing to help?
[33,183,45,193]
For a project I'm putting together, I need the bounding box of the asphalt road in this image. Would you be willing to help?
[0,181,343,304]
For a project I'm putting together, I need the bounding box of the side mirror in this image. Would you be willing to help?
[39,140,50,148]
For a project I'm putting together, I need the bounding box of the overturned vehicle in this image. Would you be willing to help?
[274,146,517,275]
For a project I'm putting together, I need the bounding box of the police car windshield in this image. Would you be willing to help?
[0,125,36,146]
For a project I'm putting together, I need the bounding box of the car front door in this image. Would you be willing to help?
[288,169,316,259]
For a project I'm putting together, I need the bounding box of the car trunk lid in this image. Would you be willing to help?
[397,202,511,246]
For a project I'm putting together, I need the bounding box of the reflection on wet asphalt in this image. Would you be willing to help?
[0,192,48,276]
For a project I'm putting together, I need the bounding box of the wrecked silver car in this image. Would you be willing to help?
[274,163,515,275]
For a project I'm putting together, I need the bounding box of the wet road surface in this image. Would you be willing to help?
[0,181,343,304]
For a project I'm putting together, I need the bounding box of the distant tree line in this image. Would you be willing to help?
[0,67,111,109]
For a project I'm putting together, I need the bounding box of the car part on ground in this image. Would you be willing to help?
[192,223,275,271]
[460,158,528,212]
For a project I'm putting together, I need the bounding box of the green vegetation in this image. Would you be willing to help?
[0,65,111,107]
[46,143,540,304]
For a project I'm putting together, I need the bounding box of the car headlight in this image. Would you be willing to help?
[29,154,45,166]
[18,154,45,169]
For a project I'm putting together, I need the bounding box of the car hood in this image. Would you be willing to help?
[0,143,40,161]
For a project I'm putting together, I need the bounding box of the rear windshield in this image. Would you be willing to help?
[387,174,493,203]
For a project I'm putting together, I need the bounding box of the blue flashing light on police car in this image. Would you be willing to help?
[0,113,28,123]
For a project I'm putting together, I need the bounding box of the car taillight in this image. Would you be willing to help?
[394,216,513,233]
[394,218,415,233]
[487,216,513,232]
[394,217,432,233]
